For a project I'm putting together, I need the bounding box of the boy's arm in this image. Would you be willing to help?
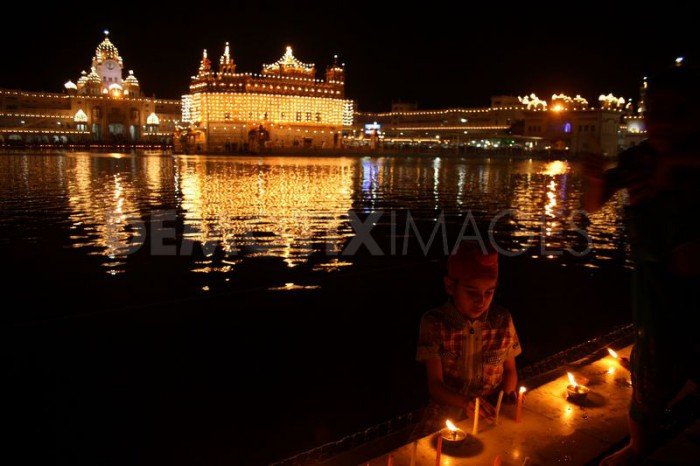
[502,356,518,395]
[424,357,469,411]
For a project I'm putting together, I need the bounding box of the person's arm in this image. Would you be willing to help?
[583,156,620,213]
[502,313,522,403]
[425,357,469,411]
[503,356,518,401]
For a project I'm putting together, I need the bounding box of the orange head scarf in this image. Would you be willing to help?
[447,241,499,281]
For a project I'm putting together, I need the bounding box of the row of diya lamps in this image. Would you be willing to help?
[385,348,628,465]
[380,348,628,465]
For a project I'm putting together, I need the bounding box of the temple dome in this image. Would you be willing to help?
[146,112,160,125]
[73,109,88,123]
[94,32,123,66]
[77,71,88,86]
[124,70,140,86]
[262,46,315,77]
[87,67,101,84]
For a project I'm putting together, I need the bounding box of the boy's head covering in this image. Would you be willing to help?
[447,241,498,281]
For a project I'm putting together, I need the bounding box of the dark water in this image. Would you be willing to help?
[1,153,631,465]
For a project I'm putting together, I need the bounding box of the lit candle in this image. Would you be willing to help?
[607,347,630,370]
[387,453,394,466]
[494,390,504,424]
[566,372,590,401]
[435,435,442,466]
[515,386,526,423]
[472,397,480,435]
[441,419,466,443]
[409,440,417,466]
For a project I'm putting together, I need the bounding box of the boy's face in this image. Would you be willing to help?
[444,275,497,320]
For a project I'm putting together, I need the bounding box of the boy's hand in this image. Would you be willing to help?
[465,398,496,420]
[503,391,518,405]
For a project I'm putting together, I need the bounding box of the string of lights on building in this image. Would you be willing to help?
[178,44,353,152]
[0,31,180,145]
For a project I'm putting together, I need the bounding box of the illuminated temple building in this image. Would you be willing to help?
[0,32,180,146]
[178,44,354,153]
[356,91,644,156]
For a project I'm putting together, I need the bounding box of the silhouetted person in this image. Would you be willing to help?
[585,63,700,465]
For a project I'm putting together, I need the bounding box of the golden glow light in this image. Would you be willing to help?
[518,93,547,109]
[599,93,626,108]
[607,348,619,359]
[567,372,578,387]
[445,419,458,432]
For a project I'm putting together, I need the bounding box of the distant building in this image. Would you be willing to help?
[0,32,180,146]
[356,98,526,146]
[522,107,622,156]
[178,44,354,153]
[621,115,646,148]
[356,92,638,156]
[619,78,648,149]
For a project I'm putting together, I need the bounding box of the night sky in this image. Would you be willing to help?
[1,2,696,112]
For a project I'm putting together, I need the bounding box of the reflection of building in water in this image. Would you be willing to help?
[178,44,354,153]
[66,156,141,274]
[0,31,180,146]
[64,154,175,274]
[506,160,628,262]
[176,157,354,267]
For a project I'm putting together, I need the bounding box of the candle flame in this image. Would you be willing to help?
[567,372,578,387]
[607,348,619,359]
[519,386,527,394]
[445,419,458,432]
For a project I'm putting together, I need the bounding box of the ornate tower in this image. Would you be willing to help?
[325,55,345,83]
[637,76,648,115]
[218,42,236,78]
[192,49,213,84]
[92,31,124,93]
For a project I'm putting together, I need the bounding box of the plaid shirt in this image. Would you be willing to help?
[416,301,521,398]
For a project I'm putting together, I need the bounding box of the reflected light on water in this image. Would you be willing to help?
[540,160,570,176]
[178,156,355,268]
[0,153,630,281]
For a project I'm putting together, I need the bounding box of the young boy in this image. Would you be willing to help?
[415,241,521,434]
